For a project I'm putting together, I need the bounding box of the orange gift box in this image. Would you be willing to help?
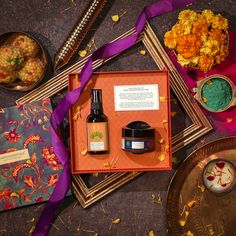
[69,71,172,173]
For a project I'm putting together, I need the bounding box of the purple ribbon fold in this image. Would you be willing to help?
[33,0,197,235]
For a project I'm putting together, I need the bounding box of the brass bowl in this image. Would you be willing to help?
[193,74,236,112]
[0,32,48,91]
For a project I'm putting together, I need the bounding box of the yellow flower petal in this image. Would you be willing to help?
[202,96,207,103]
[151,193,156,200]
[185,210,190,218]
[92,172,99,177]
[160,96,167,102]
[179,220,186,227]
[172,156,177,164]
[171,112,177,117]
[162,119,168,124]
[186,231,194,236]
[158,154,165,161]
[198,184,205,192]
[139,50,147,55]
[158,139,165,144]
[187,200,197,208]
[81,148,87,156]
[29,225,35,235]
[148,230,155,236]
[112,218,121,224]
[111,15,119,23]
[164,145,169,153]
[78,50,87,57]
[93,233,99,236]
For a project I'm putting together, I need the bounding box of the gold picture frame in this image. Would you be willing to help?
[16,22,212,208]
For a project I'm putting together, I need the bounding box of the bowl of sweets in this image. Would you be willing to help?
[0,32,47,91]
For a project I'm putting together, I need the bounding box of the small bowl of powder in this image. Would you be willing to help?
[194,74,236,112]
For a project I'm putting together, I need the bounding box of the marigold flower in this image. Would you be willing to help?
[212,14,228,30]
[178,9,197,23]
[200,39,220,56]
[172,22,192,36]
[215,44,229,64]
[209,29,227,45]
[192,19,209,37]
[200,9,214,24]
[164,31,177,49]
[177,54,191,66]
[198,55,214,72]
[176,34,202,59]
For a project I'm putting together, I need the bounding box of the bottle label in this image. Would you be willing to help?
[87,122,109,151]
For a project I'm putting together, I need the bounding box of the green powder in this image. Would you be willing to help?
[201,78,232,111]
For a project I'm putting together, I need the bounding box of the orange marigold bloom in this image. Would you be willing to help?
[212,14,228,30]
[176,34,202,59]
[198,55,214,72]
[209,29,227,45]
[164,31,177,49]
[215,45,229,64]
[192,19,209,37]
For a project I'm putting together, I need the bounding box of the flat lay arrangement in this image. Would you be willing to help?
[0,0,235,236]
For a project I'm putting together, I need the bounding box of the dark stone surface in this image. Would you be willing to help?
[0,0,235,235]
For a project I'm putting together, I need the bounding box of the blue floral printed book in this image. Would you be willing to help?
[0,99,63,211]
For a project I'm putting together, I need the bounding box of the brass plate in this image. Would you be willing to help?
[166,136,236,236]
[16,22,212,208]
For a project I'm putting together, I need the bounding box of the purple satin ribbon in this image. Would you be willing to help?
[33,0,196,235]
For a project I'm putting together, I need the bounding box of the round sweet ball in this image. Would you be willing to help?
[0,67,17,84]
[18,58,44,84]
[11,35,39,58]
[0,46,24,71]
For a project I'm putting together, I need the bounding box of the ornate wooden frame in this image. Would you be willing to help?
[16,22,212,208]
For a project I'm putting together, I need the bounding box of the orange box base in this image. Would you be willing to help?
[69,71,172,174]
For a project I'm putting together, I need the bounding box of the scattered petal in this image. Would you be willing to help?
[226,118,233,123]
[162,119,168,125]
[151,193,156,200]
[179,220,186,227]
[164,145,169,153]
[202,96,207,103]
[186,231,194,236]
[112,218,121,224]
[111,15,119,23]
[185,210,190,218]
[160,96,167,102]
[93,233,99,236]
[131,172,138,177]
[148,230,155,236]
[139,50,147,55]
[157,194,162,204]
[171,112,177,117]
[104,163,110,167]
[158,139,165,144]
[206,80,212,85]
[27,217,35,223]
[92,173,99,177]
[198,184,205,192]
[28,225,35,235]
[158,154,165,161]
[76,225,80,232]
[187,200,197,208]
[81,148,87,156]
[78,50,87,57]
[172,156,178,164]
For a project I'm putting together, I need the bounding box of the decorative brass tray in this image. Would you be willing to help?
[166,136,236,236]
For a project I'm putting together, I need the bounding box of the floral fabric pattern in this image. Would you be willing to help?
[0,99,63,211]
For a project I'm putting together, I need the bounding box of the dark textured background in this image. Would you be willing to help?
[0,0,235,235]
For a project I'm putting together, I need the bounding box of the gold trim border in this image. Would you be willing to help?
[16,22,212,208]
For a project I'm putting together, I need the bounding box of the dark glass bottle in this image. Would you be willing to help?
[86,89,109,154]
